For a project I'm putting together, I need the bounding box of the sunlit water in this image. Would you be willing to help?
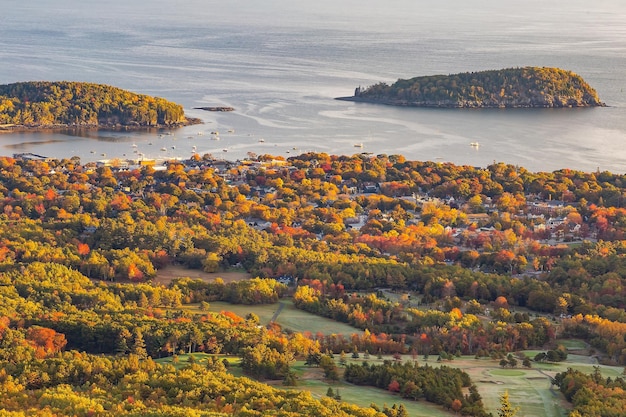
[1,0,626,172]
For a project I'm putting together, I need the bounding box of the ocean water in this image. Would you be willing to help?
[1,0,626,173]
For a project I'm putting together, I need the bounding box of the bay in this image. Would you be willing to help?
[1,0,625,173]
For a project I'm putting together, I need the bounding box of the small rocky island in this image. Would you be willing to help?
[194,106,235,112]
[0,81,200,131]
[337,67,605,108]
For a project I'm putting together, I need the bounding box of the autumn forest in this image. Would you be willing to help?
[0,151,625,416]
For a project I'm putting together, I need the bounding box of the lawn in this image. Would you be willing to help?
[270,300,364,335]
[153,265,251,286]
[423,356,568,417]
[555,339,587,350]
[154,353,243,375]
[427,353,624,417]
[180,299,364,336]
[490,369,526,377]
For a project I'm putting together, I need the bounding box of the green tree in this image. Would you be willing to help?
[131,329,147,359]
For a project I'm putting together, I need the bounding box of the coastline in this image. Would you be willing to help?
[335,96,606,109]
[0,117,203,134]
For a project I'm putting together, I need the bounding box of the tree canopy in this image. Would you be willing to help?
[0,81,193,127]
[349,67,604,108]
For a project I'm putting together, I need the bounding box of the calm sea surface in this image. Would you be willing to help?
[1,0,626,173]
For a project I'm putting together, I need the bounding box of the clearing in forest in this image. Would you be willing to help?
[153,265,251,286]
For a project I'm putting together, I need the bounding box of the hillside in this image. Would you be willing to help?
[0,81,199,129]
[0,153,624,415]
[339,67,604,108]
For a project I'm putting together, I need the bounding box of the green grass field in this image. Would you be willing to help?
[428,353,624,417]
[490,369,526,376]
[555,339,587,350]
[178,299,364,336]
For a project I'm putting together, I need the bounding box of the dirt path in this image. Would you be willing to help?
[153,265,252,286]
[269,302,286,323]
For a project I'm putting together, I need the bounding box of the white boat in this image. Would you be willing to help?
[160,147,167,151]
[354,143,364,148]
[258,138,265,143]
[470,142,480,147]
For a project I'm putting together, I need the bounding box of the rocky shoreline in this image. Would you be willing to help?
[335,96,606,109]
[0,117,203,134]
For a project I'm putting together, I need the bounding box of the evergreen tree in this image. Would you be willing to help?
[283,370,297,386]
[334,388,341,401]
[115,328,131,355]
[131,328,147,359]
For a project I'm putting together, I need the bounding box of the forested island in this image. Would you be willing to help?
[338,67,605,108]
[0,81,199,131]
[0,152,624,416]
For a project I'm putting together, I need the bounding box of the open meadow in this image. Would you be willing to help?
[180,299,364,336]
[153,265,252,285]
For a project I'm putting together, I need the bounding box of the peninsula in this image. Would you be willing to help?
[0,81,200,131]
[338,67,605,108]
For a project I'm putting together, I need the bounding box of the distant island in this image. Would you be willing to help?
[0,81,200,131]
[337,67,605,108]
[194,106,235,112]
